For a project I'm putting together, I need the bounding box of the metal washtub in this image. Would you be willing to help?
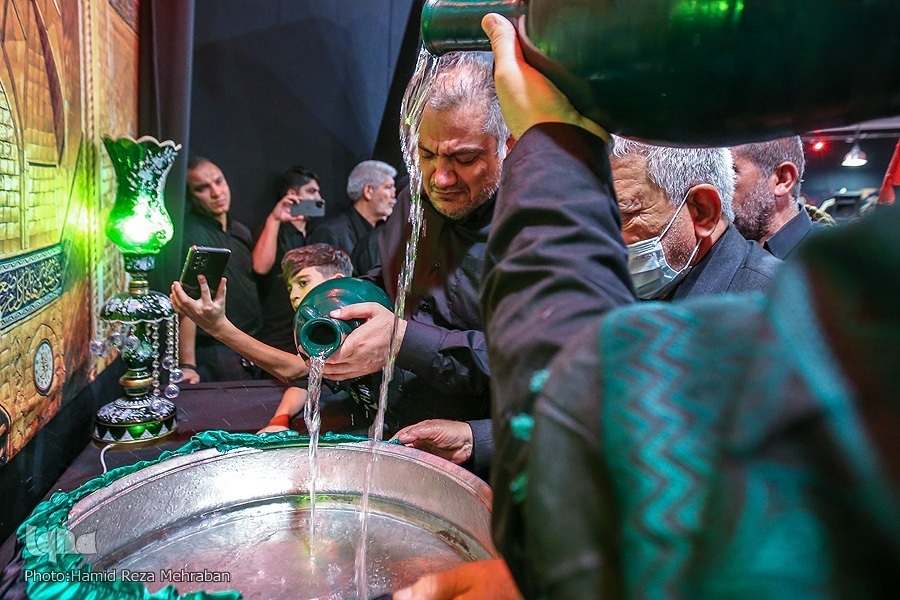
[65,440,496,598]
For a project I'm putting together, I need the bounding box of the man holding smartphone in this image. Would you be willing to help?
[179,157,263,383]
[251,166,323,354]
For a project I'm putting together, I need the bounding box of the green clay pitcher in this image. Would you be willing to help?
[294,277,393,358]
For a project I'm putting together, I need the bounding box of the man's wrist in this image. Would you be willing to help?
[268,414,291,428]
[178,363,197,371]
[396,318,408,344]
[460,422,475,465]
[201,316,228,337]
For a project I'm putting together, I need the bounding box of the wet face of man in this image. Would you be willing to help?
[288,267,336,310]
[731,153,775,242]
[187,162,231,219]
[611,152,695,271]
[369,176,397,220]
[418,103,503,220]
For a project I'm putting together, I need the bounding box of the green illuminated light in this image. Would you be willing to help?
[120,214,154,245]
[115,197,174,247]
[671,0,744,23]
[105,192,175,254]
[103,135,180,256]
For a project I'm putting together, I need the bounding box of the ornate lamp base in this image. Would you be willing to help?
[91,255,183,445]
[93,397,177,443]
[92,136,184,445]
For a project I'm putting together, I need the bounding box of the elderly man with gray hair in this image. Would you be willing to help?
[611,136,782,300]
[392,135,783,485]
[308,159,397,257]
[325,51,511,449]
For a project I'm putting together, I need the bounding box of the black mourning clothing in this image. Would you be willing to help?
[182,205,263,381]
[364,186,493,432]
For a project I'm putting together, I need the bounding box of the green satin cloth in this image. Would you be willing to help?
[16,430,375,600]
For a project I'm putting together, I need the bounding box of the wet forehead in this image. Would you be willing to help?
[418,104,495,154]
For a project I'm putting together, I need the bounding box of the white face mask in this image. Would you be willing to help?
[627,192,701,300]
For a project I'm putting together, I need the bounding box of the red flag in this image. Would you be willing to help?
[878,137,900,205]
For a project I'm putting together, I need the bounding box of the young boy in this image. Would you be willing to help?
[257,243,352,433]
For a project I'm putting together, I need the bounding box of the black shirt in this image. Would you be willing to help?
[308,205,377,257]
[764,207,819,259]
[350,226,383,276]
[182,205,263,345]
[671,224,782,300]
[481,124,636,568]
[365,186,493,429]
[256,222,307,353]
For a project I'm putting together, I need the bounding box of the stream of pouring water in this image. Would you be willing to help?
[354,46,440,599]
[304,353,326,558]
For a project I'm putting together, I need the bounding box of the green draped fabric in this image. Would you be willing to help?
[16,430,375,600]
[521,254,900,597]
[593,238,900,598]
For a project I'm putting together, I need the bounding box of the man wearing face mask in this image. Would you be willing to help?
[611,136,782,300]
[392,136,783,477]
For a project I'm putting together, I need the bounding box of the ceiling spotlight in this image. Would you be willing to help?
[842,142,868,167]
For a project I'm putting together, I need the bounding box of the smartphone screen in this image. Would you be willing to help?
[179,246,231,299]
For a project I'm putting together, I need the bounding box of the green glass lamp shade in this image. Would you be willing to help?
[103,135,181,255]
[421,0,900,145]
[294,278,393,359]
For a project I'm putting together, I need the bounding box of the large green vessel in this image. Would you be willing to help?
[422,0,900,145]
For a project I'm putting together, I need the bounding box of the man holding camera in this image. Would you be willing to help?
[308,160,397,260]
[252,165,323,354]
[179,157,264,383]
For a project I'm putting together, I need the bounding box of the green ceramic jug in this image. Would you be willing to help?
[294,277,393,359]
[421,0,900,145]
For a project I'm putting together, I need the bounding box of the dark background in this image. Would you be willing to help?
[185,0,898,268]
[189,0,420,232]
[185,0,897,232]
[801,135,898,204]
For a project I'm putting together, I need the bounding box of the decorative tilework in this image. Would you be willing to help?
[0,244,63,330]
[0,0,138,465]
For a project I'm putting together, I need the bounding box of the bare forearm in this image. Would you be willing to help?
[178,317,197,365]
[210,318,308,382]
[273,387,307,418]
[251,216,281,275]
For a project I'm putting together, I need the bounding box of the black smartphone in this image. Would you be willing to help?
[179,246,231,299]
[290,199,326,218]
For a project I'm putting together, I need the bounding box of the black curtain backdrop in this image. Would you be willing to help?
[189,0,415,234]
[372,0,426,180]
[139,0,196,292]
